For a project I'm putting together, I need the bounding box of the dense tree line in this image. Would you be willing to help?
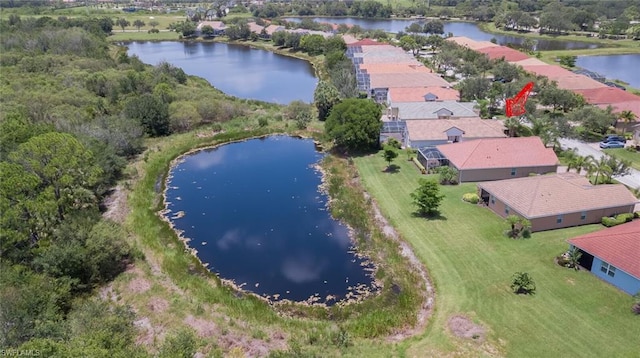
[0,15,252,354]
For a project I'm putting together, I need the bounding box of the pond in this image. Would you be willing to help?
[284,17,601,50]
[575,54,640,89]
[125,41,317,104]
[163,136,376,305]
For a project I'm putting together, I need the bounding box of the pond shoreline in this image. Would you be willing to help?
[159,134,381,307]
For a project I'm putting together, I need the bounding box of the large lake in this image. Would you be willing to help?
[284,17,601,50]
[126,41,317,104]
[163,136,376,305]
[576,54,640,89]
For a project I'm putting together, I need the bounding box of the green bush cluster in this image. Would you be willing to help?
[462,192,480,204]
[601,213,634,227]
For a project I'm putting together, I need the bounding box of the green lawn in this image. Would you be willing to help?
[604,148,640,171]
[353,153,639,357]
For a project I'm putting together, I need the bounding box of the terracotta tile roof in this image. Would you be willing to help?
[197,21,225,30]
[513,58,548,66]
[388,86,460,102]
[477,174,638,219]
[569,220,640,279]
[406,118,506,141]
[521,65,608,90]
[360,63,433,74]
[476,46,530,62]
[341,34,359,44]
[521,64,576,80]
[597,101,640,119]
[370,73,451,88]
[554,76,609,90]
[575,87,640,105]
[446,36,499,50]
[247,22,264,34]
[264,24,284,35]
[436,137,558,170]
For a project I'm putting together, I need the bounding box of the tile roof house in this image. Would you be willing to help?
[477,173,638,232]
[574,87,640,105]
[475,46,530,62]
[387,87,460,103]
[446,36,498,50]
[387,101,478,120]
[359,63,432,74]
[196,21,226,36]
[568,220,640,295]
[404,117,506,148]
[436,137,558,182]
[521,65,608,90]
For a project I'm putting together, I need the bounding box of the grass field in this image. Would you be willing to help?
[353,152,639,357]
[604,148,640,171]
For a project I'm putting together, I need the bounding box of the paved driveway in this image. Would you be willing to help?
[559,138,640,190]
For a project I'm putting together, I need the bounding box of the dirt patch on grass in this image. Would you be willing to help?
[103,184,130,224]
[184,315,218,337]
[217,332,288,358]
[148,297,169,313]
[448,315,486,342]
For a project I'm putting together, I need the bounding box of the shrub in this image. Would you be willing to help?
[385,137,402,149]
[462,192,479,204]
[511,272,536,295]
[602,213,634,227]
[437,166,459,185]
[257,117,269,127]
[148,28,160,34]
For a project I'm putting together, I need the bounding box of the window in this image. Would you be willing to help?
[505,206,510,215]
[580,211,587,221]
[490,195,495,205]
[600,261,617,277]
[511,168,517,176]
[556,215,563,224]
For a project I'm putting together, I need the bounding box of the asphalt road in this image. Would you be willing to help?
[559,138,640,190]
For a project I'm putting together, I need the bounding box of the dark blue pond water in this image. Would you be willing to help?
[284,17,601,50]
[163,136,375,304]
[126,41,317,104]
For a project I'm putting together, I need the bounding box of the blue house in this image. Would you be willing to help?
[568,220,640,295]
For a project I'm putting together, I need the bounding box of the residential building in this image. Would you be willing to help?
[477,173,637,232]
[436,137,558,182]
[568,220,640,295]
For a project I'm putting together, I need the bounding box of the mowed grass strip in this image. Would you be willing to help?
[604,148,640,171]
[353,152,639,357]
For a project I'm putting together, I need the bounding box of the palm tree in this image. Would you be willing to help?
[619,110,637,134]
[569,154,594,175]
[563,149,578,172]
[567,247,582,270]
[504,117,521,137]
[591,156,613,185]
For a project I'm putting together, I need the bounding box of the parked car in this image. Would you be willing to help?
[602,135,626,143]
[599,140,626,149]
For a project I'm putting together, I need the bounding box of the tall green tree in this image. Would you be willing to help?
[410,179,444,217]
[123,94,171,136]
[116,18,129,32]
[313,81,341,121]
[325,98,382,150]
[132,19,145,32]
[382,146,398,171]
[8,132,102,223]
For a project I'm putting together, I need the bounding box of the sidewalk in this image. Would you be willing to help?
[559,138,640,190]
